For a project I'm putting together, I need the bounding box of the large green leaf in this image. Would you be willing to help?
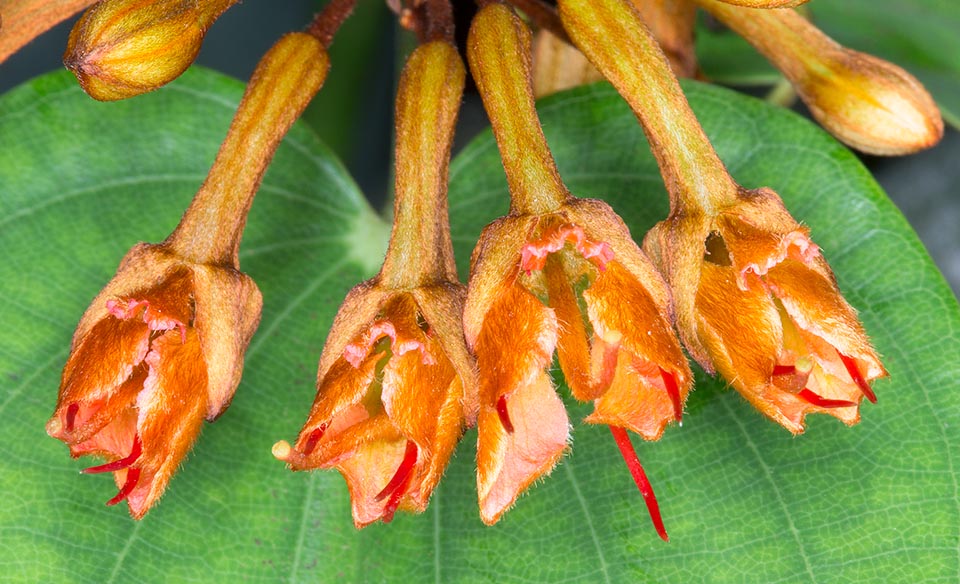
[697,1,960,127]
[1,68,957,583]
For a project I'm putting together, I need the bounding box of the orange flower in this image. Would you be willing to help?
[46,243,261,518]
[273,39,476,527]
[273,288,475,527]
[46,31,328,517]
[645,187,887,433]
[466,5,690,538]
[464,200,690,536]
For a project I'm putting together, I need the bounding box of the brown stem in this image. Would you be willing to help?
[506,0,571,44]
[307,0,357,47]
[0,0,97,64]
[380,41,465,288]
[423,0,455,43]
[166,33,330,266]
[468,4,570,215]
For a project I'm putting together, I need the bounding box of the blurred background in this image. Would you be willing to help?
[2,0,957,293]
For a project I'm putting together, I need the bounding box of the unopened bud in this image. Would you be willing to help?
[795,49,944,156]
[696,1,943,155]
[64,0,236,101]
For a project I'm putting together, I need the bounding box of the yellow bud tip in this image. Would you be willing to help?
[795,356,814,375]
[271,440,292,461]
[45,417,62,438]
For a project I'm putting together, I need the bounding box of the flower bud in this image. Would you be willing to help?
[46,243,262,518]
[64,0,236,101]
[467,5,687,539]
[794,49,943,156]
[696,1,943,155]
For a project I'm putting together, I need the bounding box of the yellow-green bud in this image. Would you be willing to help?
[64,0,235,101]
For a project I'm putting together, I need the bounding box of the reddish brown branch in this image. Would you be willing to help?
[307,0,357,47]
[506,0,570,44]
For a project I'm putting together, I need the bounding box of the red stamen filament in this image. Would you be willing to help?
[839,353,877,403]
[378,441,419,523]
[67,402,80,432]
[496,395,514,434]
[375,440,419,503]
[772,365,796,376]
[106,468,141,506]
[83,434,142,474]
[797,389,857,408]
[659,368,682,422]
[301,425,326,456]
[65,403,80,433]
[609,426,668,541]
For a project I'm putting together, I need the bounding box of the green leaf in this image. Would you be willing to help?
[696,2,960,127]
[1,67,957,583]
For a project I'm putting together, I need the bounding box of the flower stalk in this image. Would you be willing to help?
[0,0,97,64]
[379,38,461,289]
[166,32,330,267]
[558,0,739,216]
[469,3,570,216]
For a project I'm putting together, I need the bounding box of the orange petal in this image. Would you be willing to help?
[58,316,150,408]
[543,256,599,400]
[127,327,208,519]
[696,262,781,392]
[585,260,691,397]
[474,280,558,405]
[477,369,569,524]
[765,259,885,381]
[586,355,678,441]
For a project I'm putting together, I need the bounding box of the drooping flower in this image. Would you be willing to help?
[273,287,476,526]
[466,4,690,538]
[560,0,886,434]
[273,38,478,527]
[465,202,691,535]
[46,244,261,517]
[644,187,887,433]
[46,29,331,517]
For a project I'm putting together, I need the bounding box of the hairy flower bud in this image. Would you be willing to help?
[696,0,943,155]
[64,0,236,101]
[46,243,261,518]
[46,30,328,518]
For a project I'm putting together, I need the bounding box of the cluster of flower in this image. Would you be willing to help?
[25,0,941,537]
